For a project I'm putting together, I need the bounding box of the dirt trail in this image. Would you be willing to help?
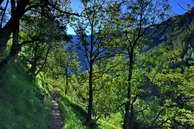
[51,99,64,129]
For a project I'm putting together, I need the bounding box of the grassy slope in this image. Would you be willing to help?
[0,61,100,129]
[0,61,91,129]
[58,94,89,129]
[0,62,52,129]
[58,94,122,129]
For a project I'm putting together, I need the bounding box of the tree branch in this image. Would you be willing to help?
[0,0,9,28]
[0,0,4,5]
[47,2,81,17]
[35,46,51,76]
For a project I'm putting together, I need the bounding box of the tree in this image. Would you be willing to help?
[141,42,194,129]
[0,0,79,70]
[0,0,29,57]
[142,20,194,128]
[41,45,80,95]
[104,0,170,128]
[71,0,113,126]
[18,2,71,80]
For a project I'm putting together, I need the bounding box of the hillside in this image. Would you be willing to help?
[63,7,194,129]
[0,62,52,129]
[0,61,92,129]
[65,8,194,71]
[144,7,194,51]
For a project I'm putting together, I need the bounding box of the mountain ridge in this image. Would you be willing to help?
[65,8,194,70]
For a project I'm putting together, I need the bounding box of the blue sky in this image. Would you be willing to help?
[169,0,194,14]
[67,0,194,34]
[69,0,194,14]
[70,0,83,13]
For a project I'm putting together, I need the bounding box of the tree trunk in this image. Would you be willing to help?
[123,47,134,129]
[0,16,20,71]
[29,43,39,81]
[65,67,68,95]
[86,21,94,127]
[0,0,29,57]
[87,62,93,126]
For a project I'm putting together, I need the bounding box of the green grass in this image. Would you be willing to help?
[0,61,121,129]
[0,62,52,129]
[98,113,122,129]
[58,95,123,129]
[58,95,89,129]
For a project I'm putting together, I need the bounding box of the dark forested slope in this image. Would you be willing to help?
[144,7,194,51]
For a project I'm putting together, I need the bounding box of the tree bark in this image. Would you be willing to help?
[87,62,93,125]
[65,67,68,95]
[0,1,20,71]
[123,47,135,129]
[87,22,94,127]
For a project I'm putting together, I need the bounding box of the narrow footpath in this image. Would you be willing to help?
[51,99,64,129]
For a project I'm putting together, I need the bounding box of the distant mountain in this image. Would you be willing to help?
[64,35,88,71]
[143,7,194,51]
[141,8,194,99]
[65,8,194,70]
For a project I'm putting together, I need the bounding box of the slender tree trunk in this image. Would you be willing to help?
[65,67,68,95]
[87,62,93,125]
[123,47,134,129]
[29,43,39,81]
[87,22,94,126]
